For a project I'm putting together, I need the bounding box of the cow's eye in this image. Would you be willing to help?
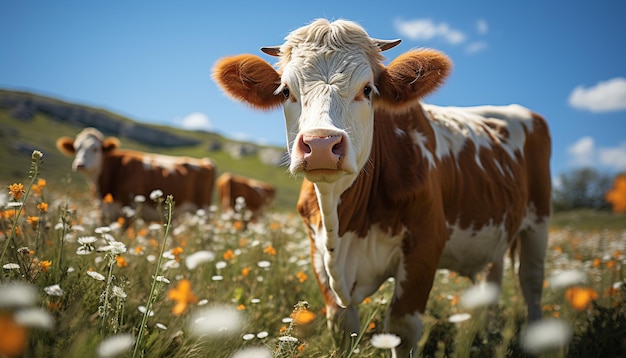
[363,85,372,99]
[281,87,290,99]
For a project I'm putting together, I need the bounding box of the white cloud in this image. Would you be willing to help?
[568,77,626,113]
[176,112,213,131]
[568,136,626,171]
[477,19,489,35]
[466,41,488,54]
[394,18,466,45]
[598,142,626,170]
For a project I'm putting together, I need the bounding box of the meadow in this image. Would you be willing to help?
[1,151,625,358]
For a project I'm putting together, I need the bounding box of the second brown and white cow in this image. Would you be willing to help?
[216,172,276,220]
[57,127,216,222]
[213,19,551,356]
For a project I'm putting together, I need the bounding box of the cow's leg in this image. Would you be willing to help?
[518,221,549,321]
[384,309,423,358]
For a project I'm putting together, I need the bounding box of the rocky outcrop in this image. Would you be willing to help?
[0,89,201,148]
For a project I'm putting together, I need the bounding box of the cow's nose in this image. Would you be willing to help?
[298,134,346,170]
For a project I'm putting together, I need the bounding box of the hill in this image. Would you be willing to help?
[0,88,302,211]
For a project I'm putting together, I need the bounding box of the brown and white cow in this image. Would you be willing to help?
[57,128,216,222]
[213,19,551,356]
[216,172,276,220]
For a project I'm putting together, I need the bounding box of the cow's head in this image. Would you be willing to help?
[56,128,120,179]
[213,19,451,187]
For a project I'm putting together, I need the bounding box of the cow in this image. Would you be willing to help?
[212,19,551,357]
[56,127,216,223]
[216,172,276,220]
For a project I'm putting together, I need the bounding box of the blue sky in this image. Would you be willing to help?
[2,1,625,179]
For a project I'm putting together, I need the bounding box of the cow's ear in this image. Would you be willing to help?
[376,49,452,111]
[102,137,120,152]
[56,137,76,156]
[212,54,284,110]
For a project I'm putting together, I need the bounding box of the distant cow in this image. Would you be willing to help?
[216,172,276,220]
[56,128,216,222]
[213,19,551,356]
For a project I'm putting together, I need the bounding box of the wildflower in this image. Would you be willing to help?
[39,260,52,273]
[237,304,246,310]
[521,318,572,355]
[27,216,39,228]
[87,271,106,281]
[548,270,586,288]
[278,336,298,342]
[223,249,236,261]
[293,309,316,325]
[257,260,271,268]
[111,286,127,299]
[460,282,500,309]
[96,333,134,358]
[371,333,401,349]
[103,193,114,204]
[185,251,215,270]
[296,271,308,283]
[171,246,184,262]
[0,282,37,308]
[565,286,598,310]
[0,312,28,357]
[167,279,198,316]
[232,347,272,358]
[256,331,269,338]
[115,256,128,268]
[215,261,227,270]
[149,189,163,201]
[15,308,54,330]
[134,195,146,203]
[263,246,276,256]
[155,276,170,284]
[449,313,472,323]
[367,321,376,330]
[156,323,167,330]
[188,305,243,337]
[241,267,251,276]
[3,263,20,270]
[242,333,255,340]
[8,183,25,200]
[138,306,155,316]
[44,284,63,297]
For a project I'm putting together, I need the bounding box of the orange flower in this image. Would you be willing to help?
[296,271,308,283]
[167,279,198,316]
[172,247,184,262]
[592,258,601,268]
[103,193,114,204]
[237,304,246,310]
[0,313,28,357]
[39,260,52,273]
[223,249,236,261]
[37,179,47,188]
[263,246,276,256]
[134,246,144,255]
[8,183,25,200]
[241,267,251,277]
[37,202,48,213]
[367,321,376,331]
[565,286,598,310]
[233,221,244,230]
[117,217,125,227]
[298,344,306,352]
[293,309,316,325]
[27,216,39,228]
[115,255,128,268]
[280,325,287,334]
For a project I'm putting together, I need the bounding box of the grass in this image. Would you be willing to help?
[1,151,625,358]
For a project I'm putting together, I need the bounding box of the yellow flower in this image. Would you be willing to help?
[172,247,184,262]
[103,193,114,204]
[8,183,25,200]
[37,202,48,213]
[39,260,52,273]
[27,216,39,228]
[263,246,276,256]
[296,271,308,283]
[565,286,598,311]
[115,256,128,268]
[0,313,28,357]
[292,309,315,325]
[167,279,198,316]
[223,249,235,261]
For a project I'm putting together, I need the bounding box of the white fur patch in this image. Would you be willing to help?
[420,104,535,170]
